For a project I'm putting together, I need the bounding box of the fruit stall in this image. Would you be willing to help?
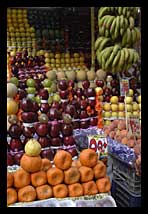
[7,7,141,207]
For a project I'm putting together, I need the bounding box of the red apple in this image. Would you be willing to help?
[65,104,76,117]
[80,110,89,119]
[58,79,68,90]
[80,99,88,110]
[49,108,60,120]
[96,80,104,87]
[80,120,89,129]
[85,88,95,97]
[76,88,83,97]
[8,124,22,139]
[18,89,27,100]
[21,112,38,123]
[22,126,35,138]
[63,135,75,146]
[72,121,80,129]
[40,149,55,161]
[62,123,73,136]
[118,96,125,102]
[38,88,49,100]
[68,80,75,88]
[14,151,24,165]
[110,79,119,87]
[82,80,90,89]
[40,103,50,113]
[111,88,119,96]
[88,98,96,108]
[59,90,69,99]
[67,148,78,157]
[20,98,34,112]
[7,152,15,166]
[89,117,98,126]
[10,138,23,152]
[50,121,61,138]
[38,136,51,148]
[51,137,62,146]
[103,87,111,96]
[35,123,49,137]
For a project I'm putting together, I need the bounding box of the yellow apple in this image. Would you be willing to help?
[139,103,141,111]
[111,104,118,112]
[126,104,132,112]
[104,111,112,118]
[126,112,132,117]
[55,53,61,59]
[132,102,139,111]
[65,53,70,58]
[104,120,111,126]
[45,58,50,63]
[127,89,134,97]
[73,53,80,58]
[95,87,103,95]
[99,95,104,102]
[132,111,139,117]
[55,59,61,64]
[80,56,85,62]
[49,53,54,58]
[118,111,125,118]
[70,58,74,63]
[44,52,50,58]
[110,96,119,104]
[137,95,141,103]
[103,103,111,111]
[125,96,133,104]
[111,112,118,118]
[61,58,65,64]
[51,58,55,63]
[118,103,125,111]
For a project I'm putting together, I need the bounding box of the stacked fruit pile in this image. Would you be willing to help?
[95,7,141,73]
[7,8,36,55]
[7,142,111,205]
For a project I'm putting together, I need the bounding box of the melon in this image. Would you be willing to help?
[87,70,96,81]
[96,69,106,80]
[65,70,76,81]
[46,70,57,81]
[56,71,66,80]
[76,70,87,81]
[7,98,18,115]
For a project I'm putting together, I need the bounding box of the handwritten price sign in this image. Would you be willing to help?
[120,78,129,96]
[87,135,108,158]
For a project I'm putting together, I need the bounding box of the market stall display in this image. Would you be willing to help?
[7,7,141,207]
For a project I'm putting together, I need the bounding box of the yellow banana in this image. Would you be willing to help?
[102,46,114,60]
[105,44,120,70]
[123,48,130,63]
[106,16,115,29]
[131,28,137,45]
[95,37,104,50]
[112,49,121,68]
[98,37,111,51]
[110,17,117,36]
[129,16,135,29]
[126,28,132,45]
[118,7,123,15]
[122,31,127,47]
[98,7,109,18]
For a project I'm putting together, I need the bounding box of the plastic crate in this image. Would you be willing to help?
[111,180,141,207]
[110,154,141,194]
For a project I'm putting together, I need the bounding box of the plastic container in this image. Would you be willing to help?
[110,154,141,195]
[111,180,141,207]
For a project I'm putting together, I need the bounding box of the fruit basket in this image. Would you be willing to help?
[8,193,117,207]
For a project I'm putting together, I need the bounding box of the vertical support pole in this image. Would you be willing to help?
[91,7,95,71]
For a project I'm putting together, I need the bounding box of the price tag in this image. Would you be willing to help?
[128,118,141,137]
[120,78,129,96]
[87,135,108,158]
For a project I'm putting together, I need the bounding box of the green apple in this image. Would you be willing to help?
[26,78,35,87]
[42,79,52,88]
[26,87,36,94]
[48,96,53,104]
[27,94,36,101]
[110,96,118,104]
[35,95,41,104]
[53,93,61,102]
[45,87,52,94]
[9,77,19,86]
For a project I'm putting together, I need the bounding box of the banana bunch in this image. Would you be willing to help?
[95,36,112,52]
[98,7,139,19]
[96,44,140,73]
[122,27,141,47]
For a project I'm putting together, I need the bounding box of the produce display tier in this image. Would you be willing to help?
[8,193,116,207]
[111,179,141,207]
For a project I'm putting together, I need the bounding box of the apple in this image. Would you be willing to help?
[38,136,51,148]
[111,88,119,96]
[80,110,89,119]
[38,88,49,100]
[20,98,34,112]
[103,87,111,96]
[110,96,118,104]
[99,95,104,102]
[111,104,118,112]
[104,111,112,118]
[62,113,72,124]
[62,123,73,136]
[127,89,134,97]
[10,138,23,152]
[111,112,118,118]
[127,112,132,117]
[26,87,36,94]
[80,120,89,129]
[89,117,98,126]
[49,108,60,120]
[137,95,141,103]
[118,96,124,103]
[22,126,35,138]
[103,103,111,111]
[26,78,35,87]
[82,80,90,89]
[86,88,95,97]
[76,88,83,98]
[139,103,141,111]
[132,111,139,117]
[40,149,55,161]
[67,148,78,157]
[65,104,76,117]
[40,103,50,113]
[104,95,111,102]
[53,93,61,103]
[118,111,125,118]
[35,123,49,137]
[72,120,80,129]
[63,136,75,146]
[52,101,61,109]
[58,79,68,90]
[42,79,52,88]
[95,80,104,88]
[110,79,119,87]
[80,99,88,110]
[132,102,139,111]
[14,151,24,165]
[125,96,133,104]
[68,80,75,88]
[104,120,111,126]
[118,103,125,111]
[50,122,61,138]
[18,89,27,100]
[7,152,15,166]
[51,137,62,146]
[21,112,38,123]
[8,124,22,138]
[126,104,133,112]
[59,90,69,99]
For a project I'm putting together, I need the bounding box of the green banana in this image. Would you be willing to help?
[96,50,102,65]
[120,15,124,28]
[98,37,111,52]
[123,48,130,63]
[114,16,120,39]
[95,37,104,50]
[120,28,125,36]
[122,7,127,16]
[134,27,141,41]
[126,10,131,18]
[126,28,132,45]
[112,49,121,68]
[105,44,120,70]
[118,7,123,15]
[129,16,135,29]
[133,50,140,64]
[101,54,106,70]
[118,49,125,71]
[101,46,114,60]
[131,28,137,44]
[106,16,115,29]
[122,31,127,47]
[110,17,117,36]
[105,29,110,37]
[124,17,129,30]
[128,49,134,64]
[98,7,109,18]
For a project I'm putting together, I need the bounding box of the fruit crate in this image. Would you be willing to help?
[111,180,141,207]
[110,154,141,195]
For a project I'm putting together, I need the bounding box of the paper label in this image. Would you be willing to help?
[120,78,129,96]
